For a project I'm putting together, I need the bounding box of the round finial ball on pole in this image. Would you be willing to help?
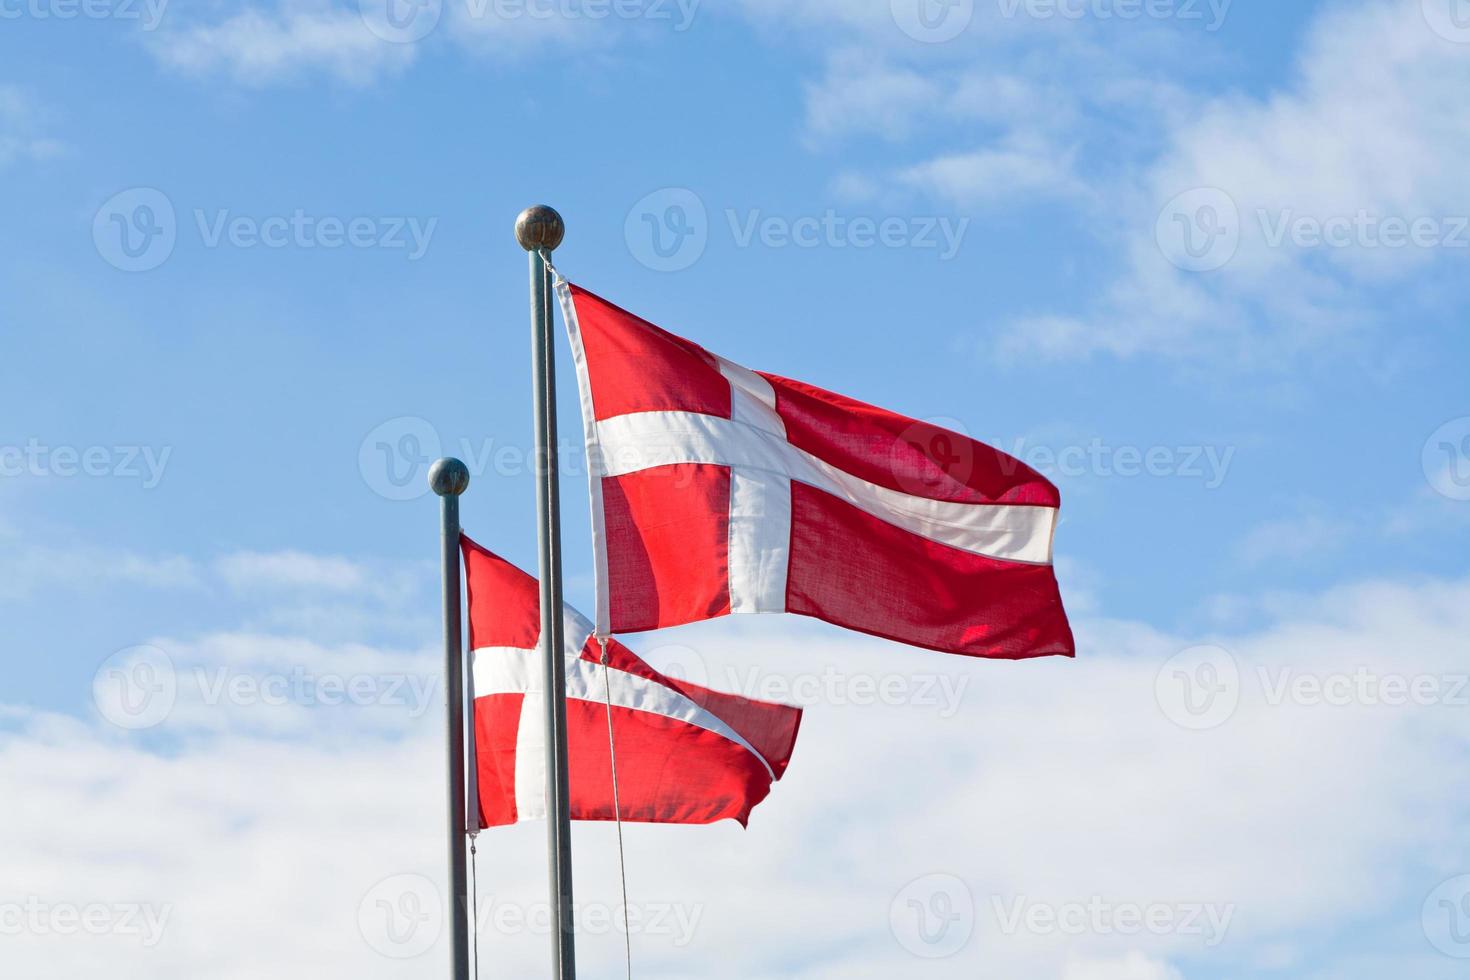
[515,205,565,252]
[428,457,470,497]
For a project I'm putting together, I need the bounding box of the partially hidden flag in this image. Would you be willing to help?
[557,282,1074,661]
[463,535,802,828]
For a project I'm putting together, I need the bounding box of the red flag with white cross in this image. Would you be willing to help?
[462,535,802,828]
[557,282,1074,661]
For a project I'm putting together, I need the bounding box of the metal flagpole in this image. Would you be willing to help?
[516,205,577,980]
[429,456,472,980]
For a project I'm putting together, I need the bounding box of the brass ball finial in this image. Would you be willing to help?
[515,205,565,252]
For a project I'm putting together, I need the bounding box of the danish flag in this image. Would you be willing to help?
[557,283,1074,661]
[463,536,802,828]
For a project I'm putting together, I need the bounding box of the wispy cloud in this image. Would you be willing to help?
[12,569,1470,976]
[0,85,64,168]
[145,2,418,86]
[1002,0,1470,362]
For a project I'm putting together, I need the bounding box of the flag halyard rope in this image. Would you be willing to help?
[597,635,633,980]
[469,835,481,980]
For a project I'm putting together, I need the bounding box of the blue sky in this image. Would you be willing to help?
[3,1,1470,977]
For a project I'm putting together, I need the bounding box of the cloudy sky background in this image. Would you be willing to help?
[4,0,1470,976]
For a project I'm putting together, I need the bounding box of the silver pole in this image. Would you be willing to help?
[429,457,472,980]
[516,205,577,980]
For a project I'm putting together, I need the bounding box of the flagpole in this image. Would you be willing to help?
[517,204,577,980]
[429,456,473,980]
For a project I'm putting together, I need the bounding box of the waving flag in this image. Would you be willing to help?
[463,535,801,828]
[557,283,1074,661]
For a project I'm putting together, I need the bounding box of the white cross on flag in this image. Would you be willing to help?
[558,283,1075,661]
[463,535,802,828]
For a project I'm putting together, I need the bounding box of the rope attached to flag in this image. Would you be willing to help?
[597,635,633,980]
[469,836,481,980]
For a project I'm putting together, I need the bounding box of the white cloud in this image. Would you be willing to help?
[1003,0,1470,361]
[1233,512,1352,567]
[898,134,1085,207]
[9,570,1470,976]
[146,2,418,86]
[1063,952,1184,980]
[216,549,379,593]
[0,85,64,168]
[0,541,200,600]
